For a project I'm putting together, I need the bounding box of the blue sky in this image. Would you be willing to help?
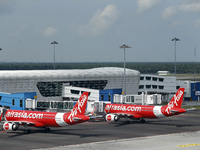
[0,0,200,62]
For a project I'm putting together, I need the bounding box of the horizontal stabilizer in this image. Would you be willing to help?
[72,117,83,121]
[170,108,186,113]
[186,108,196,111]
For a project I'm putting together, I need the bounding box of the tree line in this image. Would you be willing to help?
[0,62,199,74]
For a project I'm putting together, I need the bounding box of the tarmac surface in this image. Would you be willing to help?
[1,111,200,150]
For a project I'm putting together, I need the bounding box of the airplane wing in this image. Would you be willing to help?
[86,107,97,116]
[89,115,104,119]
[3,121,34,125]
[4,120,45,127]
[86,107,104,119]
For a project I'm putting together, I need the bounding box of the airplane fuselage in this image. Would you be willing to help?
[105,103,184,119]
[4,110,90,127]
[105,88,186,122]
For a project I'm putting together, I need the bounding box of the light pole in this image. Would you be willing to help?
[194,45,196,93]
[171,37,180,77]
[119,44,131,95]
[51,41,58,70]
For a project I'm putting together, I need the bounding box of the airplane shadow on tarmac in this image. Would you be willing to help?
[110,119,199,128]
[1,127,109,139]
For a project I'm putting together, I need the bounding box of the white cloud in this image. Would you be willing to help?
[42,27,58,37]
[179,2,200,12]
[136,0,163,14]
[161,6,177,20]
[72,5,120,37]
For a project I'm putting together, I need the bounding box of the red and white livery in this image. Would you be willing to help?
[1,92,91,133]
[105,88,187,123]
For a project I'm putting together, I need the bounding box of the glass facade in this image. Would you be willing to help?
[37,101,74,110]
[37,80,108,97]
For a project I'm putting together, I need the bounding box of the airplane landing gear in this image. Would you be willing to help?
[24,129,31,134]
[45,127,51,132]
[139,118,145,123]
[125,120,130,124]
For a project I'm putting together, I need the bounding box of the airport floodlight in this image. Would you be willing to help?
[119,44,131,95]
[51,41,58,70]
[119,44,131,49]
[171,37,180,77]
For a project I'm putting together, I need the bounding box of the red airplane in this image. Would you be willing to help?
[105,88,188,123]
[0,92,93,133]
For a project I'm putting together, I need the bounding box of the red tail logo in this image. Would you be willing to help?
[164,88,184,114]
[68,92,89,122]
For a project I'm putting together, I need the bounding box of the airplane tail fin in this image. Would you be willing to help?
[71,92,89,116]
[168,88,185,108]
[162,88,185,115]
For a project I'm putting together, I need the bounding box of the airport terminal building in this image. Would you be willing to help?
[0,67,196,111]
[0,67,140,101]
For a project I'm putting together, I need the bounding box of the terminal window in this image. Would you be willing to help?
[146,77,151,80]
[139,85,144,89]
[152,77,157,81]
[12,99,15,106]
[20,99,23,107]
[81,91,91,96]
[71,90,80,95]
[146,85,151,89]
[152,85,157,89]
[37,80,108,97]
[101,95,104,100]
[108,95,111,101]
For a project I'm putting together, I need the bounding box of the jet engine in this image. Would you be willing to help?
[105,114,119,122]
[3,122,19,131]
